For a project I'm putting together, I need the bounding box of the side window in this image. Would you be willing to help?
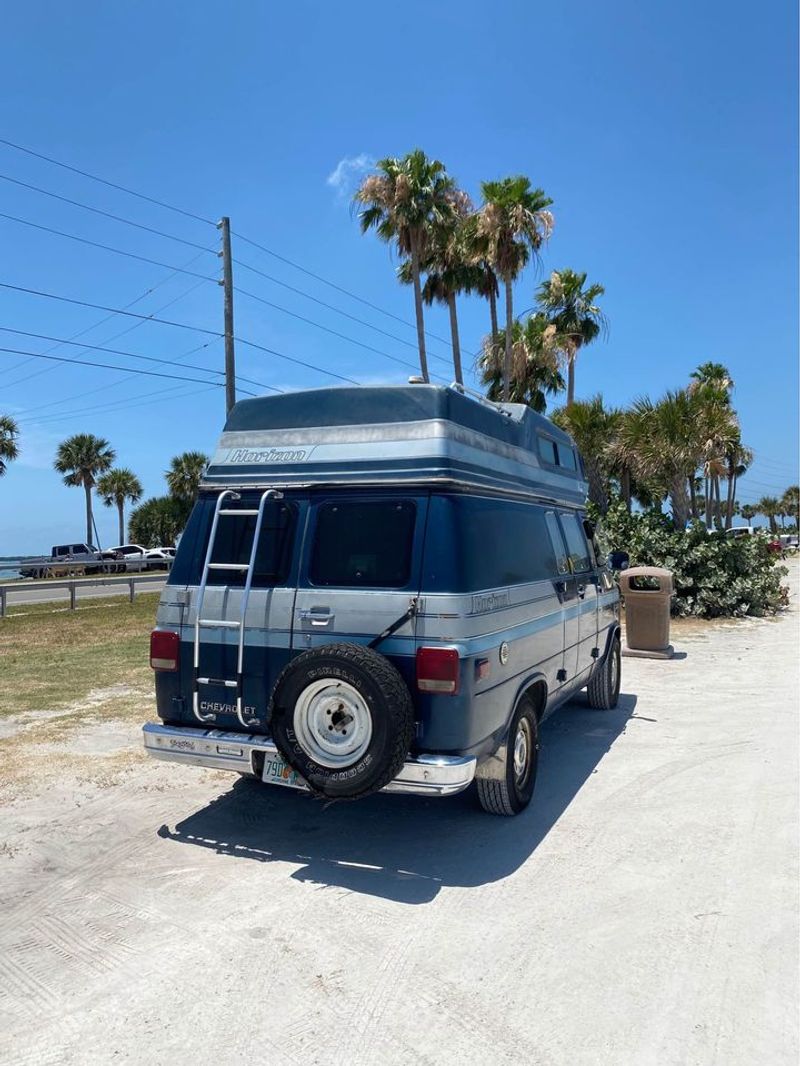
[557,445,577,471]
[544,512,570,574]
[310,500,416,588]
[559,512,592,573]
[538,436,558,465]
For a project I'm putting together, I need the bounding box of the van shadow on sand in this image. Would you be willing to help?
[158,693,637,905]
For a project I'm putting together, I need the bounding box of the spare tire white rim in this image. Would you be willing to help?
[293,678,373,769]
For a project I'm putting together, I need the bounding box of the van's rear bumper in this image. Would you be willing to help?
[142,722,476,797]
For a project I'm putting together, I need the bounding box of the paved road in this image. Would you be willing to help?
[0,566,797,1065]
[1,574,166,609]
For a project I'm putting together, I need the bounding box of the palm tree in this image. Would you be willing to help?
[166,451,208,503]
[476,177,554,401]
[780,485,799,530]
[398,194,475,384]
[757,496,781,535]
[478,315,564,412]
[354,150,460,383]
[615,390,703,529]
[97,468,144,544]
[689,362,734,399]
[54,434,116,545]
[0,414,20,477]
[551,396,620,513]
[740,503,758,527]
[128,496,184,548]
[536,269,607,407]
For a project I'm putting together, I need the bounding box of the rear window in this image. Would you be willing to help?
[559,512,592,573]
[310,500,416,588]
[169,495,297,587]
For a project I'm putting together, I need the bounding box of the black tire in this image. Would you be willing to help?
[270,643,415,800]
[587,634,621,710]
[476,694,539,816]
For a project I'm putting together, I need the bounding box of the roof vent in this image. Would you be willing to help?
[407,375,425,384]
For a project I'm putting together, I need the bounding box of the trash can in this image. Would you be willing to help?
[618,566,674,659]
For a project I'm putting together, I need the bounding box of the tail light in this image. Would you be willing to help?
[416,647,460,695]
[150,630,179,671]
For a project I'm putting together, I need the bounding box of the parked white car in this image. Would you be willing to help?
[144,547,175,570]
[109,544,150,571]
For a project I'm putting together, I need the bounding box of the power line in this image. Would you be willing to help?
[233,230,458,352]
[0,217,429,377]
[0,281,361,384]
[0,137,216,226]
[23,383,220,428]
[1,274,210,390]
[0,137,463,362]
[0,211,220,284]
[236,284,448,380]
[0,173,217,255]
[234,255,456,367]
[0,344,257,392]
[14,339,221,419]
[0,327,273,392]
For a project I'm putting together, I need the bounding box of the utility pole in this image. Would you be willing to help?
[217,216,236,414]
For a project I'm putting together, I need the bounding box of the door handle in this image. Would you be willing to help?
[299,607,334,627]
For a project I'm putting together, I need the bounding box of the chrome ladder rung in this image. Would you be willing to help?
[218,509,259,516]
[197,677,238,689]
[206,562,250,570]
[198,618,241,629]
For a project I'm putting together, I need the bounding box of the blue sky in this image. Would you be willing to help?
[0,0,797,552]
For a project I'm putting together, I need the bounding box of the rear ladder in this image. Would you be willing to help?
[192,488,284,728]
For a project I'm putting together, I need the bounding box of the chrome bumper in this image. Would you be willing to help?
[142,722,476,797]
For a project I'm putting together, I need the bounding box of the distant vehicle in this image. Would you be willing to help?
[726,526,756,538]
[18,543,121,579]
[109,544,150,572]
[778,534,799,552]
[144,547,175,569]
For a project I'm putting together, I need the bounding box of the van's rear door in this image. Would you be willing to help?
[291,494,427,686]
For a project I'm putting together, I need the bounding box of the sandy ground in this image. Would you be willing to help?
[1,564,798,1066]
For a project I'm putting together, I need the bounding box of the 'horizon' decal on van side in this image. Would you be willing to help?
[222,447,314,464]
[471,591,511,614]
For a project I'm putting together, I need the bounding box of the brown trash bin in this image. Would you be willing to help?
[618,566,674,659]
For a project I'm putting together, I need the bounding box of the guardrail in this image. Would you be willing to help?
[0,572,168,618]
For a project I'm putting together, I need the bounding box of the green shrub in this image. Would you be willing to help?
[594,501,789,618]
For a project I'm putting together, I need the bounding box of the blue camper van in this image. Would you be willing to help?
[144,384,624,815]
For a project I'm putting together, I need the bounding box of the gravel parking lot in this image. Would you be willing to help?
[1,564,797,1066]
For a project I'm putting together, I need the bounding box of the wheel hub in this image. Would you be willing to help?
[513,721,529,782]
[293,679,373,768]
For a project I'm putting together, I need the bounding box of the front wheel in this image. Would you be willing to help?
[476,695,539,816]
[586,635,621,710]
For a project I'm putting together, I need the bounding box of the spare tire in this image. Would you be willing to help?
[270,643,415,799]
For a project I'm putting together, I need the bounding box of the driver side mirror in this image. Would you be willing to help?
[607,550,630,571]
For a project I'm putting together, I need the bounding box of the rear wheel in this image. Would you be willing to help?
[587,635,621,709]
[476,695,539,816]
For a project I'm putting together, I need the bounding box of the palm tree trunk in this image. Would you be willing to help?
[725,470,735,529]
[622,467,632,513]
[446,293,463,386]
[670,476,689,530]
[689,477,698,520]
[409,237,429,383]
[713,476,723,529]
[567,357,575,408]
[502,277,513,402]
[704,476,711,528]
[489,287,499,353]
[117,501,125,544]
[84,482,93,546]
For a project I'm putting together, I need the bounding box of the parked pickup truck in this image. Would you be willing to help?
[18,542,123,579]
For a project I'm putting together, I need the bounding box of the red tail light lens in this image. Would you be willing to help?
[150,630,179,671]
[416,647,460,695]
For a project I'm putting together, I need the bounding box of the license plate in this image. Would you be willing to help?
[261,754,305,790]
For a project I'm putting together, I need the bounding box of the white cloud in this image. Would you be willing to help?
[326,153,374,200]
